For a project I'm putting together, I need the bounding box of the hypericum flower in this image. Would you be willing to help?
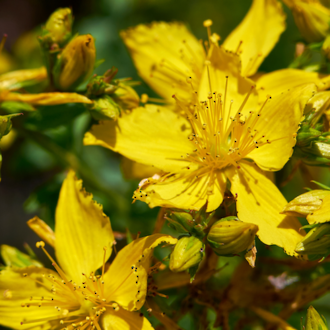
[0,170,177,330]
[119,0,330,102]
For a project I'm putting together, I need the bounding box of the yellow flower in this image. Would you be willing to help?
[84,35,316,256]
[283,0,330,43]
[119,0,330,102]
[0,170,176,330]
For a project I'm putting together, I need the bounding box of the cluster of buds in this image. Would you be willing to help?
[166,205,259,280]
[294,104,330,166]
[282,184,330,260]
[38,8,96,92]
[86,67,140,121]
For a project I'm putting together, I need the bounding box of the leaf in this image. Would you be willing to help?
[0,245,43,267]
[0,101,35,113]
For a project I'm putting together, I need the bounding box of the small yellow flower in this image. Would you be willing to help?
[283,0,330,43]
[0,170,176,330]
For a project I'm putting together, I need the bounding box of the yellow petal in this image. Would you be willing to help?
[55,170,114,283]
[103,234,177,311]
[223,0,286,76]
[121,22,205,101]
[307,194,330,224]
[84,104,194,172]
[247,84,316,171]
[226,162,305,257]
[0,266,59,329]
[121,157,163,180]
[133,170,227,212]
[0,67,47,90]
[0,92,92,105]
[102,308,153,330]
[254,69,326,100]
[198,45,258,132]
[27,216,55,248]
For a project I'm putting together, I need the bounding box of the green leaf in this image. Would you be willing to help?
[0,101,36,113]
[1,245,43,267]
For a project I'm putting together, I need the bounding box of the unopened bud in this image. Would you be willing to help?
[295,223,330,256]
[112,83,140,110]
[89,95,121,121]
[305,306,328,330]
[282,190,330,217]
[283,0,330,43]
[207,218,258,255]
[166,211,194,233]
[53,34,96,91]
[169,236,204,272]
[44,8,73,45]
[0,114,21,139]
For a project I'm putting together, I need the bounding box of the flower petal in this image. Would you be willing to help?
[121,157,163,180]
[223,0,286,76]
[121,22,205,101]
[254,69,326,100]
[102,308,153,330]
[133,170,227,212]
[27,216,55,248]
[247,84,316,171]
[198,45,258,132]
[0,92,92,105]
[307,194,330,224]
[226,162,305,257]
[55,170,114,283]
[84,104,194,173]
[0,266,60,329]
[103,234,177,311]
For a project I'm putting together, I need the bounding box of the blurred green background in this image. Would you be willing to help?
[1,0,330,329]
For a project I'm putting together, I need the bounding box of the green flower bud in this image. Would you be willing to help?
[305,306,328,330]
[89,95,121,121]
[53,34,96,91]
[282,190,330,217]
[44,8,73,45]
[169,236,204,272]
[165,211,194,233]
[0,113,21,139]
[283,0,330,43]
[112,83,140,110]
[207,218,258,256]
[295,223,330,256]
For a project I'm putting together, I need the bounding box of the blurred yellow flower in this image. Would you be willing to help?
[0,170,176,330]
[283,0,330,43]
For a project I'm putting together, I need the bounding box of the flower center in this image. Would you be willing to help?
[173,75,272,177]
[19,242,117,330]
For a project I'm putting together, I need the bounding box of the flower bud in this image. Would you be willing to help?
[89,95,121,121]
[53,34,96,91]
[305,306,328,330]
[207,218,258,255]
[112,83,140,110]
[295,223,330,256]
[165,211,194,233]
[0,113,21,139]
[283,0,330,43]
[44,8,73,45]
[169,236,204,272]
[282,190,330,217]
